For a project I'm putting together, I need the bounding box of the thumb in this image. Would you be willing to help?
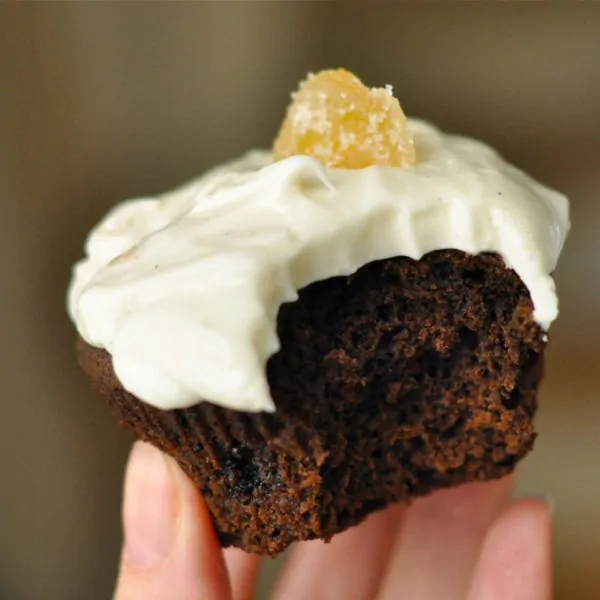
[114,442,231,600]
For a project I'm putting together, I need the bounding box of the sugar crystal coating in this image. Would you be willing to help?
[273,69,416,169]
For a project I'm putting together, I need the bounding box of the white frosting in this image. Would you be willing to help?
[68,120,569,413]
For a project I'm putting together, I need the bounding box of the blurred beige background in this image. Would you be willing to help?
[2,3,599,599]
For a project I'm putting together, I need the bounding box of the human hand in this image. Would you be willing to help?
[114,442,552,600]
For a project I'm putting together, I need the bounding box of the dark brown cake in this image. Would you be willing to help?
[77,250,545,556]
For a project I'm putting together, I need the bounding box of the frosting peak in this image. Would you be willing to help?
[68,120,569,412]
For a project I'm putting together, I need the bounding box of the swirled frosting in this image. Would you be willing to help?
[68,120,569,412]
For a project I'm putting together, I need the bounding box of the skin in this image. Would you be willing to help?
[114,442,553,600]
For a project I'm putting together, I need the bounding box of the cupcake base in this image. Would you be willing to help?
[77,250,544,556]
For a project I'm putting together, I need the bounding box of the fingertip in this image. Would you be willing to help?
[121,442,178,567]
[466,496,554,600]
[160,451,232,597]
[175,459,231,586]
[115,443,232,600]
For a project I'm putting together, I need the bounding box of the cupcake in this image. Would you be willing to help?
[69,69,569,556]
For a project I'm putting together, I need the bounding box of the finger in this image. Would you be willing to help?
[272,503,405,600]
[114,442,231,600]
[466,497,553,600]
[378,475,514,600]
[224,548,261,600]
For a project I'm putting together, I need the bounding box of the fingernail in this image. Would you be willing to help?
[123,442,177,566]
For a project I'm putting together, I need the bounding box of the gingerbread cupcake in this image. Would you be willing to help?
[68,69,569,555]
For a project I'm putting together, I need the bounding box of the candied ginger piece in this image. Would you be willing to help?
[273,69,416,169]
